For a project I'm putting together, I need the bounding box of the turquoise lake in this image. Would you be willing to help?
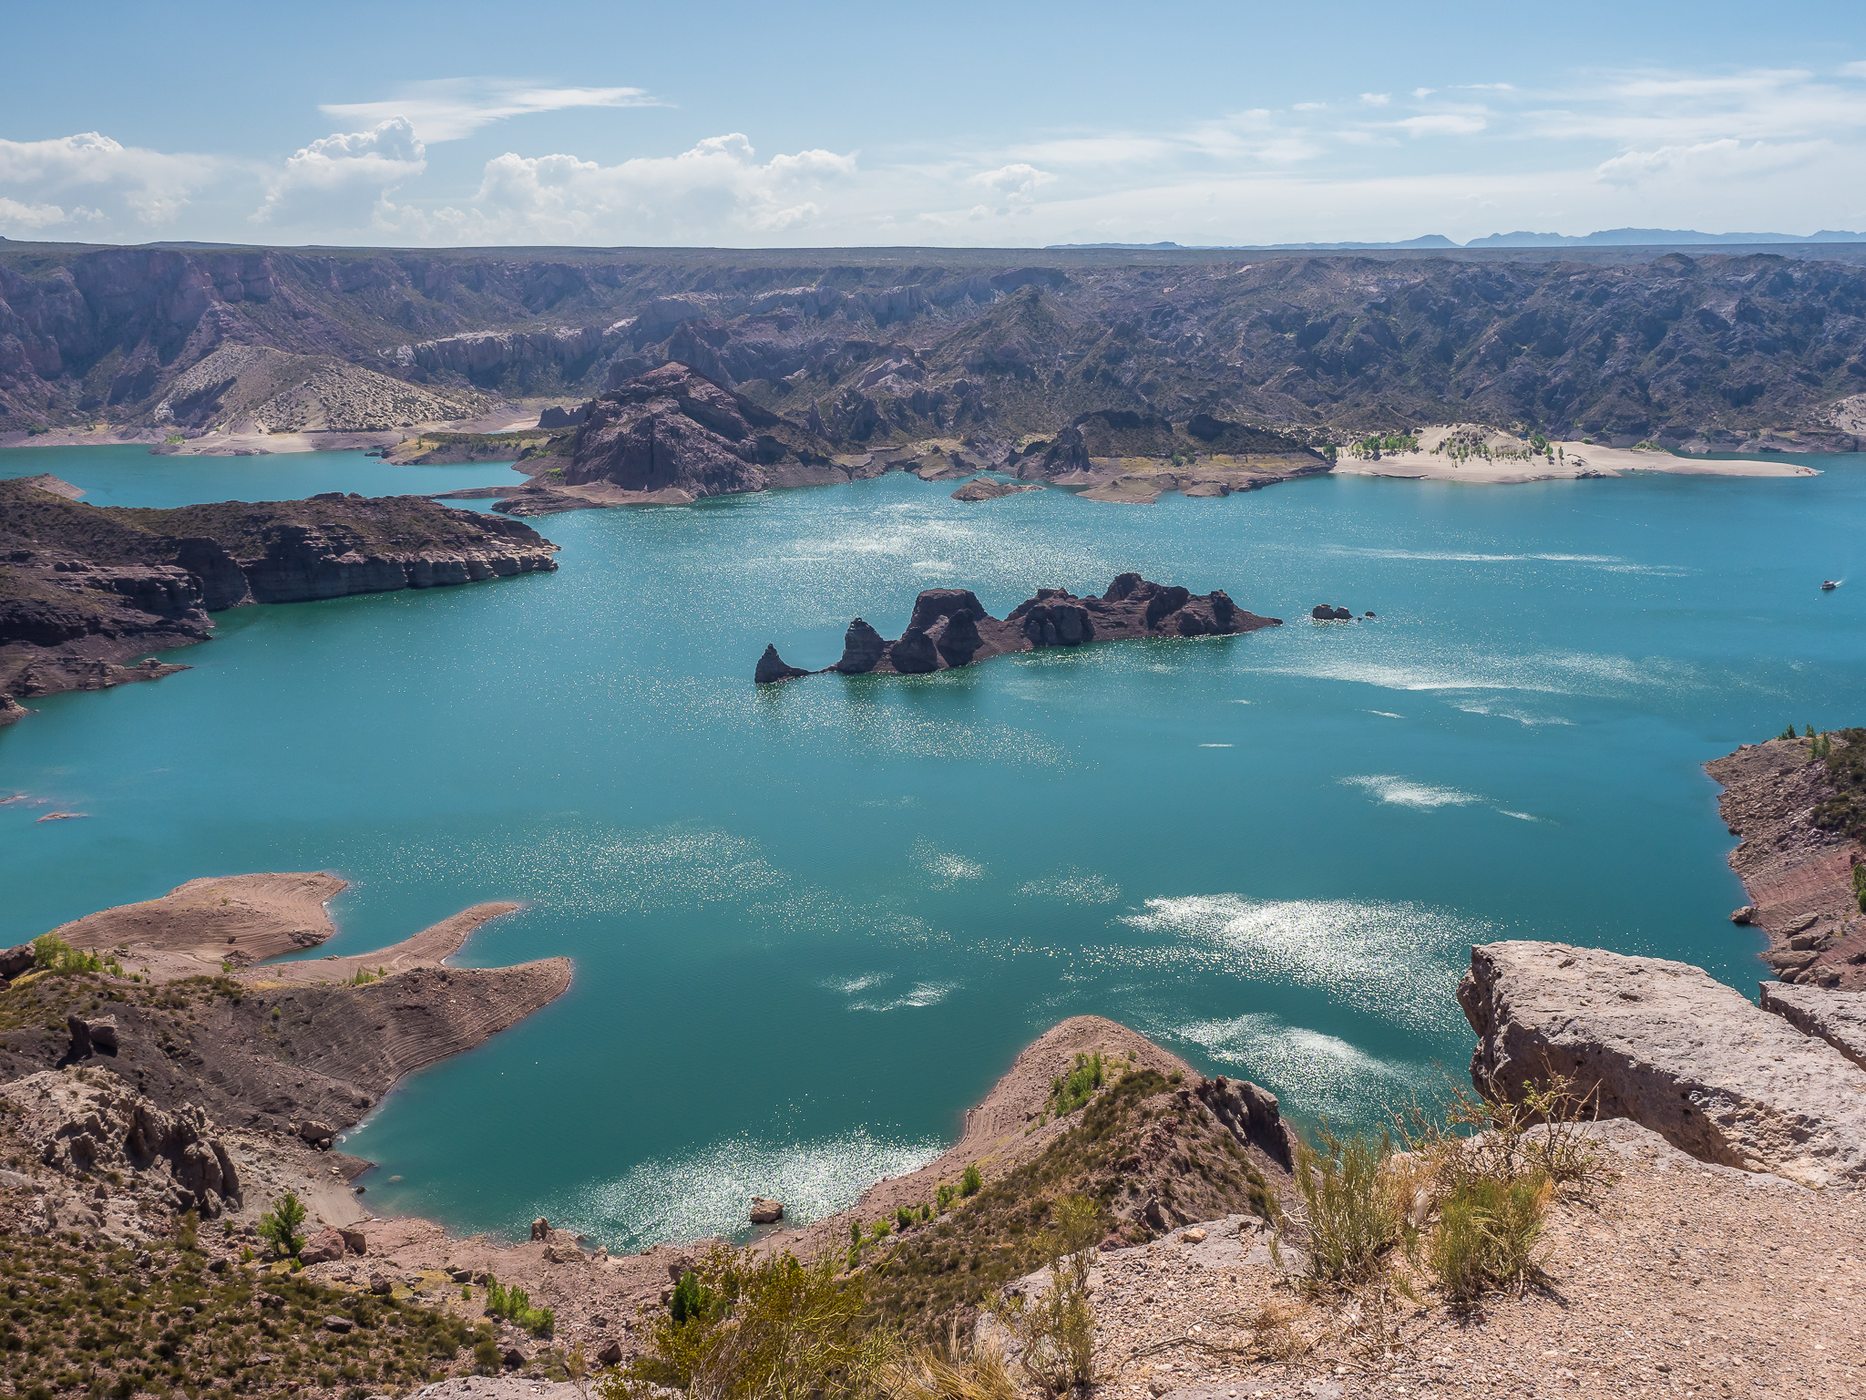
[3,444,1863,1249]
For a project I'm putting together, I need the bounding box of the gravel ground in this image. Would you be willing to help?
[1081,1122,1866,1400]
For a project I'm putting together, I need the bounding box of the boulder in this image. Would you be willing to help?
[749,1195,785,1224]
[754,644,808,685]
[1458,941,1866,1186]
[337,1226,367,1256]
[529,1217,551,1242]
[596,1339,625,1367]
[300,1229,346,1265]
[66,1015,118,1057]
[297,1120,335,1151]
[0,943,34,981]
[1731,905,1757,925]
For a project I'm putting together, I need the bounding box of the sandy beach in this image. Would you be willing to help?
[1334,424,1819,484]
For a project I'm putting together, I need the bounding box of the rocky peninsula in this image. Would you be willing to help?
[0,476,558,722]
[756,573,1279,683]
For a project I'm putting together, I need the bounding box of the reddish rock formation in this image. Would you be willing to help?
[1706,734,1866,989]
[754,573,1279,683]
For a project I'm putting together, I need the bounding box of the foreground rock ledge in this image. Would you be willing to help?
[1458,939,1866,1186]
[755,572,1280,682]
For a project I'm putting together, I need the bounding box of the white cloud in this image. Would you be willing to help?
[970,162,1054,215]
[0,131,218,224]
[1390,113,1489,138]
[383,132,857,242]
[321,79,661,143]
[0,196,71,231]
[1292,101,1327,112]
[1412,86,1437,99]
[257,118,426,225]
[1844,61,1866,79]
[1595,136,1827,187]
[1360,92,1392,106]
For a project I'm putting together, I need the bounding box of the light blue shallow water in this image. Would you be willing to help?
[3,443,1862,1249]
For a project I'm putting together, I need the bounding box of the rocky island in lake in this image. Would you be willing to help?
[755,572,1278,682]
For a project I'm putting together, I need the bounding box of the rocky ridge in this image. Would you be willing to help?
[5,243,1864,471]
[756,573,1279,682]
[0,476,558,720]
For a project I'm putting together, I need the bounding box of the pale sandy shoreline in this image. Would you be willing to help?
[1335,428,1818,484]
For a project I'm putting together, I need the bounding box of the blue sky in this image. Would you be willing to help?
[3,0,1865,246]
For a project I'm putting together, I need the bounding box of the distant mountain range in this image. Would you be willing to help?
[1052,228,1866,251]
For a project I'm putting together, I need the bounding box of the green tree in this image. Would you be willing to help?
[257,1190,308,1259]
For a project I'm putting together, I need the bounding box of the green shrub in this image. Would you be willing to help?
[606,1247,877,1400]
[485,1276,554,1337]
[1047,1053,1106,1118]
[1289,1128,1403,1291]
[30,935,122,978]
[670,1269,714,1326]
[959,1165,982,1197]
[256,1191,307,1260]
[1428,1172,1552,1305]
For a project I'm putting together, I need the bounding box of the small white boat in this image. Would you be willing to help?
[1821,579,1839,591]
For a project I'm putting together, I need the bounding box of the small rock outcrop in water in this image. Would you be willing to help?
[0,478,557,719]
[749,1196,784,1224]
[951,476,1041,502]
[1458,940,1866,1186]
[754,644,808,685]
[754,573,1279,683]
[1310,603,1355,621]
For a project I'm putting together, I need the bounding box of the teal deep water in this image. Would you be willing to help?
[3,444,1863,1250]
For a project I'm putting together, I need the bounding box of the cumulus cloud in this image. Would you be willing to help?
[321,79,661,143]
[0,131,217,224]
[1359,92,1392,106]
[970,162,1053,213]
[257,118,426,225]
[383,132,857,243]
[0,196,73,231]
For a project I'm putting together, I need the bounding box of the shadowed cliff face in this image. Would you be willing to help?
[0,478,558,716]
[4,243,1866,450]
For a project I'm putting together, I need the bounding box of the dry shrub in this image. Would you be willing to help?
[877,1338,1018,1400]
[993,1194,1101,1395]
[1396,1070,1610,1307]
[1289,1127,1408,1292]
[1427,1172,1554,1306]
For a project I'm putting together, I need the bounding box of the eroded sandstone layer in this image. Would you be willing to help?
[1707,732,1866,988]
[755,572,1279,682]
